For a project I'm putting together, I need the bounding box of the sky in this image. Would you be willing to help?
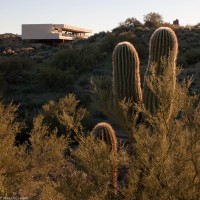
[0,0,199,35]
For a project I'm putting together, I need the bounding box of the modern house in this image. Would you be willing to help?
[21,24,92,42]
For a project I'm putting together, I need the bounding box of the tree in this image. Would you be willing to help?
[194,22,200,28]
[143,12,163,27]
[124,17,143,28]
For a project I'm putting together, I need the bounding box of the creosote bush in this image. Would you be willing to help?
[0,100,129,199]
[40,93,86,139]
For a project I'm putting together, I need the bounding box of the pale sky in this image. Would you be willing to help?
[0,0,199,34]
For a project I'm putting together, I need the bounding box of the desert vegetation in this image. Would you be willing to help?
[0,13,200,199]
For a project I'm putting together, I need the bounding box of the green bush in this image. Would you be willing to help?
[0,73,7,96]
[134,43,148,60]
[122,79,200,199]
[50,48,77,70]
[50,45,102,73]
[185,48,200,65]
[118,31,137,44]
[0,56,32,77]
[77,44,102,72]
[39,66,75,90]
[100,32,118,52]
[40,93,86,139]
[0,103,69,197]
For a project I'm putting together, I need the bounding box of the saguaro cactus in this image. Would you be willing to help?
[112,41,142,106]
[92,122,118,192]
[92,122,117,154]
[143,27,178,120]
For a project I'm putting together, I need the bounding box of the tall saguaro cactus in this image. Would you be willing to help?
[143,27,178,120]
[112,41,142,106]
[92,122,118,193]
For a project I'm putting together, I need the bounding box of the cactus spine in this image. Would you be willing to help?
[112,41,142,106]
[92,122,118,192]
[143,27,178,120]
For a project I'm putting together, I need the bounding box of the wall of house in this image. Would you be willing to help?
[22,24,91,40]
[22,24,59,39]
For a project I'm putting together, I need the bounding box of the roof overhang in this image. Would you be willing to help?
[53,24,92,33]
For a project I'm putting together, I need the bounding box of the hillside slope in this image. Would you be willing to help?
[0,25,200,128]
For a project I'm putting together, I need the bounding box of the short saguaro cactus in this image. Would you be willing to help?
[92,122,117,153]
[92,122,118,192]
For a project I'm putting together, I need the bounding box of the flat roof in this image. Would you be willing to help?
[54,24,92,33]
[22,24,92,33]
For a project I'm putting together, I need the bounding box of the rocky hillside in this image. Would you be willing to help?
[0,25,200,126]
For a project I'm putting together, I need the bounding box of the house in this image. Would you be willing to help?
[21,24,92,42]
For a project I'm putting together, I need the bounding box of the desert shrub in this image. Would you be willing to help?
[120,78,200,199]
[77,44,102,72]
[101,30,148,59]
[112,25,131,34]
[2,114,69,199]
[91,62,200,198]
[31,55,45,63]
[39,67,75,90]
[135,43,148,60]
[90,75,113,116]
[70,134,129,200]
[18,115,70,198]
[50,48,77,70]
[118,31,137,44]
[25,132,129,200]
[90,75,132,131]
[40,94,86,140]
[50,44,102,73]
[185,48,200,65]
[100,32,118,52]
[0,102,70,198]
[0,102,24,196]
[87,31,107,43]
[0,72,7,96]
[0,56,32,77]
[0,72,200,199]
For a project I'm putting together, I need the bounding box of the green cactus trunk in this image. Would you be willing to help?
[112,41,142,106]
[143,27,178,121]
[92,122,118,193]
